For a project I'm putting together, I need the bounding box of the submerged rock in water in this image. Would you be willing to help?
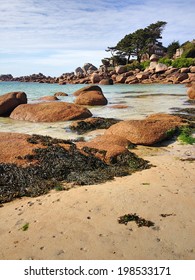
[38,95,59,101]
[0,134,150,203]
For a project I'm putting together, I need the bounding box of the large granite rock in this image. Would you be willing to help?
[75,67,84,77]
[82,63,97,74]
[10,102,92,122]
[115,74,127,83]
[74,85,108,106]
[0,91,27,116]
[105,114,186,145]
[90,73,101,84]
[155,63,168,73]
[115,66,127,74]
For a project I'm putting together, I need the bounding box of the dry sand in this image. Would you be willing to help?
[0,140,194,260]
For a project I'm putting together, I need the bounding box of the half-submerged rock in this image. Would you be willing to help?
[0,91,27,116]
[73,85,108,106]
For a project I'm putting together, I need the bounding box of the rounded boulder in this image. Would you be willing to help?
[10,102,92,122]
[73,85,108,106]
[0,91,27,116]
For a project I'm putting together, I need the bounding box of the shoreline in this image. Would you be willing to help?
[0,140,194,260]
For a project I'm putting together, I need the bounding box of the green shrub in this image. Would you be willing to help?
[172,58,195,68]
[158,57,173,66]
[140,60,150,70]
[125,61,142,71]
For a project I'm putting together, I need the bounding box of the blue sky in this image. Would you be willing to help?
[0,0,194,77]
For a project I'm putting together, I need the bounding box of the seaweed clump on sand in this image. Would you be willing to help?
[69,117,120,134]
[0,134,150,204]
[118,213,155,227]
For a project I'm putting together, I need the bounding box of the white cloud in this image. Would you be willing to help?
[0,0,195,75]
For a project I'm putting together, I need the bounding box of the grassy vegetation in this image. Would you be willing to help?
[178,127,195,145]
[55,184,65,191]
[21,223,29,231]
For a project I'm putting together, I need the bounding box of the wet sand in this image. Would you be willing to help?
[0,141,194,260]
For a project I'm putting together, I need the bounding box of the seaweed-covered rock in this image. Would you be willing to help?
[77,142,128,163]
[0,91,27,116]
[10,102,92,122]
[106,113,187,145]
[69,117,120,134]
[0,134,150,203]
[76,134,135,163]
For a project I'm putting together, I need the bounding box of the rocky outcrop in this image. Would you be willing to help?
[74,85,108,106]
[106,114,187,145]
[0,91,27,116]
[0,74,13,81]
[187,84,195,99]
[10,102,92,122]
[1,59,193,85]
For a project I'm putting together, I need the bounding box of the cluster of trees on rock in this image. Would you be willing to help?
[103,21,195,67]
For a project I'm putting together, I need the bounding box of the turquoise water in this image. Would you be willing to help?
[0,82,189,139]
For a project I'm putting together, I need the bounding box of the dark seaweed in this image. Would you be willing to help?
[118,213,155,227]
[0,134,150,204]
[69,117,120,134]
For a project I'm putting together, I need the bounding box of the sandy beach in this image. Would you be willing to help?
[0,140,194,260]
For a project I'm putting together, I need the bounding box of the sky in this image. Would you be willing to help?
[0,0,195,77]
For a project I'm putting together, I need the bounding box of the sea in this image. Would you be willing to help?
[0,81,189,140]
